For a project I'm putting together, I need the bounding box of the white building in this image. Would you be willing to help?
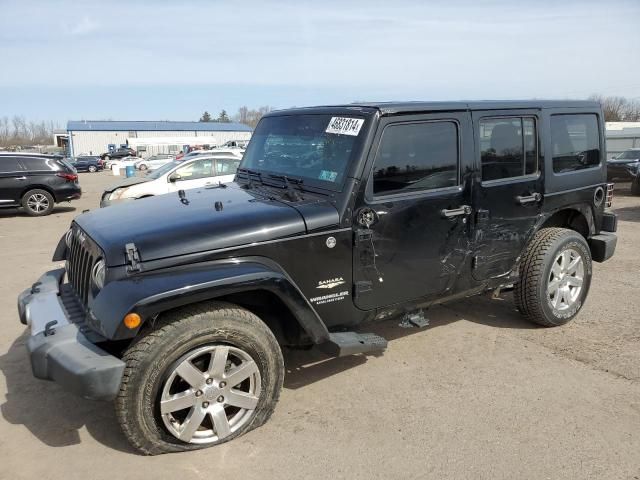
[606,122,640,159]
[66,120,252,157]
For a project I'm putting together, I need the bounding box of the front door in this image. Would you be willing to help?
[168,157,216,193]
[353,112,474,311]
[471,110,544,281]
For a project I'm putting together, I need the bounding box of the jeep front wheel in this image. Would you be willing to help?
[115,301,284,455]
[514,228,592,327]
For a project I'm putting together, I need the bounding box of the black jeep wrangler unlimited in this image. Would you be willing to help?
[18,101,617,455]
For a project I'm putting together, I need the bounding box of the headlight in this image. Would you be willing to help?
[92,258,106,290]
[64,228,73,248]
[109,187,129,200]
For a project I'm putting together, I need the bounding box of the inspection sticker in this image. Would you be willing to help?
[325,117,364,136]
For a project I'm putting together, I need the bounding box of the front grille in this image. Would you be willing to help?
[66,227,95,305]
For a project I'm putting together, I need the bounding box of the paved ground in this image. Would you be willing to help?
[0,172,639,479]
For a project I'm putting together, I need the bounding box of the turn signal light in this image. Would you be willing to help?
[123,313,141,329]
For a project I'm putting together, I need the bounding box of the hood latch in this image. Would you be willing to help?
[125,242,142,273]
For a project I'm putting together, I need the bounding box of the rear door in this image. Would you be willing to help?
[353,112,474,310]
[0,156,26,205]
[471,110,544,280]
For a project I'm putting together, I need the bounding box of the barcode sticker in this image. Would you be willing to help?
[326,117,364,136]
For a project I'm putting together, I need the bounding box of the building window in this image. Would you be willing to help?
[372,121,459,196]
[480,117,538,181]
[551,114,600,173]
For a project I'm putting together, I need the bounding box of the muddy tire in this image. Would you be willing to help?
[115,301,284,455]
[21,189,55,216]
[514,228,592,327]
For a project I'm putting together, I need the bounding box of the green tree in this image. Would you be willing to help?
[199,111,212,122]
[217,110,230,123]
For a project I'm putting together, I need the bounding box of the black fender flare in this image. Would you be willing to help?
[89,257,331,344]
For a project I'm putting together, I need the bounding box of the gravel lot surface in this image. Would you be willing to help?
[0,172,638,479]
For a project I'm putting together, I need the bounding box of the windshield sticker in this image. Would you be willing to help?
[319,170,338,182]
[326,117,364,136]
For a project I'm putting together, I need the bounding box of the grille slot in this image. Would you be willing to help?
[67,227,95,305]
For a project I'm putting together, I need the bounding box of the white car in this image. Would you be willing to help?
[100,155,241,207]
[134,154,175,171]
[105,156,140,170]
[181,148,244,161]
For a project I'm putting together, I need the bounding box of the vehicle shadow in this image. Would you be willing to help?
[0,293,533,453]
[0,206,76,218]
[0,331,135,453]
[284,292,535,389]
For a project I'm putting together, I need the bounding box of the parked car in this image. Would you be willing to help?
[134,154,175,171]
[0,152,81,216]
[219,139,249,149]
[100,147,136,161]
[180,149,243,162]
[69,155,103,173]
[105,156,140,170]
[100,155,241,206]
[607,148,640,194]
[18,100,617,454]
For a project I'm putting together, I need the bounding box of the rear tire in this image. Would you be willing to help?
[514,228,592,327]
[21,189,54,216]
[115,301,284,455]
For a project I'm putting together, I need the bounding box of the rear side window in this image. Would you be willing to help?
[0,157,23,173]
[551,114,600,173]
[372,121,459,196]
[216,158,240,175]
[480,117,538,181]
[19,156,63,171]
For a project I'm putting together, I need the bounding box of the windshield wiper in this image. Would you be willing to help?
[268,174,304,201]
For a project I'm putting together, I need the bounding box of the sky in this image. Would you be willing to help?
[1,0,639,126]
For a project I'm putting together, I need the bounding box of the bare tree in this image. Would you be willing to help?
[590,95,640,122]
[0,116,60,148]
[234,105,274,128]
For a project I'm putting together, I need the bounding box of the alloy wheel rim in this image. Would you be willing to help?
[27,193,49,213]
[159,345,261,444]
[547,247,584,311]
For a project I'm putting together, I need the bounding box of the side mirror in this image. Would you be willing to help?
[168,172,182,182]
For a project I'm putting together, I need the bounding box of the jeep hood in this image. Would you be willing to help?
[75,183,338,266]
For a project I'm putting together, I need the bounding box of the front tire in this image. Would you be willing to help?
[139,164,148,171]
[514,228,592,327]
[115,301,284,455]
[21,189,54,216]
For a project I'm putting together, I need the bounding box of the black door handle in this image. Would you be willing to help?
[516,193,542,205]
[441,205,472,218]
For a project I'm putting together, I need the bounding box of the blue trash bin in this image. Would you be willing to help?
[125,165,135,178]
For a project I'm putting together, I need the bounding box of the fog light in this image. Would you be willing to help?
[123,313,141,329]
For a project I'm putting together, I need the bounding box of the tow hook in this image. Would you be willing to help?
[44,320,58,337]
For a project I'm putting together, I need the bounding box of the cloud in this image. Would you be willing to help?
[67,16,98,36]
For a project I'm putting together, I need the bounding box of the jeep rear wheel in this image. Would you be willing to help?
[514,227,592,327]
[115,301,284,455]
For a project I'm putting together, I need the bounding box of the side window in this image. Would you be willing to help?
[0,157,24,173]
[372,121,459,196]
[480,117,538,181]
[551,114,600,173]
[175,158,214,180]
[216,158,241,175]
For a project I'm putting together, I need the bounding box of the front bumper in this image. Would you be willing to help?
[17,269,125,401]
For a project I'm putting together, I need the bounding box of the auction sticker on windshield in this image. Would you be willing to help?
[326,117,364,136]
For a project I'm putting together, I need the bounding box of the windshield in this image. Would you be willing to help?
[616,150,640,160]
[147,160,180,179]
[240,114,367,189]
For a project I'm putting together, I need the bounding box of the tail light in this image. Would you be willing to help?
[606,183,614,208]
[57,172,78,182]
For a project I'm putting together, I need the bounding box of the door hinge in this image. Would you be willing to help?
[125,242,142,273]
[355,281,373,296]
[354,229,372,246]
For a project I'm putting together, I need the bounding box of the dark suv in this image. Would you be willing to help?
[17,101,617,454]
[100,147,136,161]
[0,153,81,216]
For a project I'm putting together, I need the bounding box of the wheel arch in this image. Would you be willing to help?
[90,257,330,346]
[538,206,594,239]
[20,184,58,202]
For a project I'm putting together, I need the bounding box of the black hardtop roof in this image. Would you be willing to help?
[266,100,600,117]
